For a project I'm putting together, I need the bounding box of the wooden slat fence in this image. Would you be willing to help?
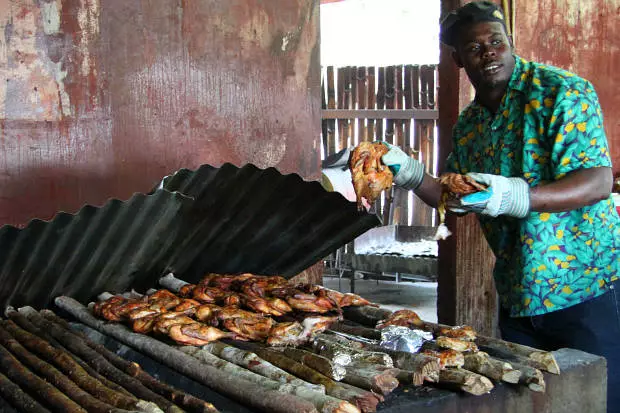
[321,64,439,227]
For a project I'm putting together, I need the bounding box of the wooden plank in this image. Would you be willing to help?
[321,69,329,157]
[349,66,357,146]
[394,65,404,148]
[412,65,420,109]
[420,65,429,109]
[367,67,376,140]
[325,66,336,155]
[357,67,368,142]
[336,67,347,150]
[376,67,385,140]
[321,109,438,120]
[384,66,395,146]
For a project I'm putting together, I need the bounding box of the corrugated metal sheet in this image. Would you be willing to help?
[0,163,380,310]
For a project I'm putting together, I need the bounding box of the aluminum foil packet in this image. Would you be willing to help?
[379,325,433,353]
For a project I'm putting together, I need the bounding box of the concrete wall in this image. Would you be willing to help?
[0,0,321,227]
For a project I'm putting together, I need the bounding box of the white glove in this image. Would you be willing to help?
[447,172,531,218]
[379,142,426,190]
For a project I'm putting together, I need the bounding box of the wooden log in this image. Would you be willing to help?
[329,323,381,341]
[463,352,521,384]
[39,310,220,413]
[342,307,392,328]
[6,309,136,400]
[231,341,380,413]
[0,341,87,413]
[0,323,121,413]
[182,347,356,413]
[158,274,188,293]
[14,308,180,413]
[508,360,546,393]
[477,344,550,376]
[1,317,143,411]
[202,341,325,392]
[313,335,393,367]
[437,368,494,396]
[342,362,399,396]
[476,335,560,374]
[0,370,51,413]
[55,296,320,413]
[281,347,347,381]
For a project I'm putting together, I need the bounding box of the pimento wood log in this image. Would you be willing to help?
[0,370,51,413]
[6,308,136,399]
[280,347,347,381]
[0,324,120,413]
[231,341,380,413]
[55,296,320,413]
[14,308,182,413]
[436,368,494,396]
[0,341,87,413]
[463,352,521,384]
[202,341,325,393]
[312,335,393,367]
[341,362,399,395]
[39,310,220,413]
[475,335,560,374]
[1,317,143,411]
[180,346,357,413]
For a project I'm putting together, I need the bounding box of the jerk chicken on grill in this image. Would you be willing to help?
[349,142,394,210]
[94,273,375,346]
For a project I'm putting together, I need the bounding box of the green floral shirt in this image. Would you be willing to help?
[447,55,620,317]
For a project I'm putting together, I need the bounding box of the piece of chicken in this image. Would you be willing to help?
[173,298,202,316]
[131,315,158,334]
[223,317,274,341]
[421,348,465,368]
[338,292,377,307]
[219,293,241,307]
[267,322,305,346]
[287,292,334,313]
[438,173,488,196]
[192,285,226,303]
[350,142,394,210]
[438,325,477,342]
[153,315,195,335]
[178,284,197,297]
[147,289,182,310]
[195,304,222,324]
[127,307,162,321]
[168,323,233,346]
[376,309,425,329]
[436,336,479,353]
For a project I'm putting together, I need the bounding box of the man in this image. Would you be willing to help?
[380,2,620,411]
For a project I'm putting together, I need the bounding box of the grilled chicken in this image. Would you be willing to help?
[153,315,195,335]
[438,172,487,196]
[168,323,232,346]
[267,322,305,346]
[376,309,425,329]
[436,336,479,353]
[131,315,158,334]
[421,348,465,368]
[350,141,394,210]
[438,325,477,342]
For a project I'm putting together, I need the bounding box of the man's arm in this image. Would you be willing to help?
[413,173,444,209]
[529,167,612,213]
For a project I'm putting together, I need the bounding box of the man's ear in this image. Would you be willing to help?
[451,49,464,68]
[508,35,514,50]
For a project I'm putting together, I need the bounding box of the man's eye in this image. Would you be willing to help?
[467,44,480,52]
[491,39,502,46]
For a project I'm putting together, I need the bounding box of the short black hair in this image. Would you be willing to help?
[440,1,508,48]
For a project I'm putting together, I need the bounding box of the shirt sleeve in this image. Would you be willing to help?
[549,80,611,179]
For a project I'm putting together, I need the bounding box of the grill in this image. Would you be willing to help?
[0,163,606,413]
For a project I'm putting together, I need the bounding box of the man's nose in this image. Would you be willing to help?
[481,45,496,58]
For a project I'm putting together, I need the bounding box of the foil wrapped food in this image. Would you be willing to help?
[380,325,433,353]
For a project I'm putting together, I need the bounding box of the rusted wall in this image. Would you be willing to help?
[514,0,620,175]
[0,0,321,227]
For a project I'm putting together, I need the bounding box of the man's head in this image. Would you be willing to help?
[440,1,515,92]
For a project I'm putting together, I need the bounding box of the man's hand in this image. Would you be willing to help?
[379,142,426,190]
[448,173,530,218]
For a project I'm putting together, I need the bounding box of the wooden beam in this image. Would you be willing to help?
[322,109,438,120]
[437,0,498,337]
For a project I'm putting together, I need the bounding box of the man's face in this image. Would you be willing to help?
[453,21,515,91]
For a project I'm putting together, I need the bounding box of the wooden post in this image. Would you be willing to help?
[326,66,337,154]
[356,67,367,142]
[437,0,498,337]
[367,67,376,140]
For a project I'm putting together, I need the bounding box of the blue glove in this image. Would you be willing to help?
[447,173,530,218]
[379,142,425,190]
